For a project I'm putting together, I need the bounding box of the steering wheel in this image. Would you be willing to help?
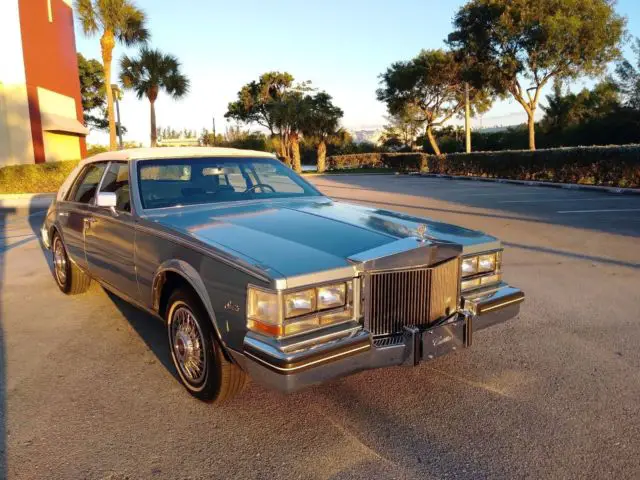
[244,183,276,193]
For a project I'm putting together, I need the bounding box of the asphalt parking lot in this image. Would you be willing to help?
[1,175,639,479]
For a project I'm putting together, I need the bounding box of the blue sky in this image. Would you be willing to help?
[74,0,640,145]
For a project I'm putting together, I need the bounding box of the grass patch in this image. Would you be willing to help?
[0,161,79,194]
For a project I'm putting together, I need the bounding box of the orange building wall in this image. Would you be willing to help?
[18,0,86,163]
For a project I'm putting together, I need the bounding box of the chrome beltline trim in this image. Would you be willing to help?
[134,223,272,283]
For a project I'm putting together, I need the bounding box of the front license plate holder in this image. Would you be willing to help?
[420,320,467,362]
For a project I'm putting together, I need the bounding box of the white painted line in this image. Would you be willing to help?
[464,191,553,197]
[499,197,632,204]
[557,208,640,214]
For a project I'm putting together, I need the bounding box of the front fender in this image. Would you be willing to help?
[152,259,226,349]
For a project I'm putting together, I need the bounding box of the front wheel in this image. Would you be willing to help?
[166,289,247,402]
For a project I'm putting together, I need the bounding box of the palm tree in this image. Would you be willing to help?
[75,0,149,150]
[301,92,343,173]
[119,47,190,147]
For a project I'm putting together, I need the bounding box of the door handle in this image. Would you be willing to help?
[83,217,97,228]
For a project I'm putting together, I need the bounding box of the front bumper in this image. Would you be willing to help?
[230,283,524,393]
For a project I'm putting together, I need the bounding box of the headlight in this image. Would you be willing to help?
[478,253,497,273]
[317,283,346,310]
[461,257,478,277]
[284,289,316,318]
[461,251,502,291]
[247,282,353,337]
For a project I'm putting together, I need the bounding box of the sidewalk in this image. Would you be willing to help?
[0,193,55,209]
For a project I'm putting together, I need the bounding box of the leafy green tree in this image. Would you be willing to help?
[77,53,109,131]
[300,92,344,173]
[74,0,149,150]
[377,49,489,155]
[448,0,625,150]
[119,47,190,147]
[380,105,424,151]
[226,72,295,164]
[615,38,640,109]
[541,79,620,132]
[226,72,312,170]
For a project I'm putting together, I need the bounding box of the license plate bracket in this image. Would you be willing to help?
[420,319,467,362]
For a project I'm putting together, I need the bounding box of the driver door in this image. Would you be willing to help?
[84,161,139,300]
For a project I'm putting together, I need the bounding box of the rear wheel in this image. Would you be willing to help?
[52,233,91,295]
[166,288,247,402]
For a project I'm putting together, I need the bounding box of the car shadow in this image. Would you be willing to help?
[103,289,178,380]
[0,205,17,479]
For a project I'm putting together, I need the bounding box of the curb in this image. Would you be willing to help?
[0,193,55,209]
[419,173,640,195]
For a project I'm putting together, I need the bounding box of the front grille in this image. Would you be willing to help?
[365,258,460,336]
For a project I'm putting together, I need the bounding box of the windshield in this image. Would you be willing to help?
[137,157,321,209]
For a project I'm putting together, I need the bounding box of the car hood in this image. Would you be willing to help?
[145,197,498,278]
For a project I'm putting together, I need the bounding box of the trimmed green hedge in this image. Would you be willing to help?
[0,160,79,194]
[327,145,640,188]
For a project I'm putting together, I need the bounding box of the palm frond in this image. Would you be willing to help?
[74,0,99,35]
[118,2,149,46]
[118,47,189,101]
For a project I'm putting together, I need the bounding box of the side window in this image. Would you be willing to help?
[100,162,131,212]
[70,163,108,203]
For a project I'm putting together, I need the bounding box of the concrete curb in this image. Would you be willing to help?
[0,193,55,209]
[418,173,640,195]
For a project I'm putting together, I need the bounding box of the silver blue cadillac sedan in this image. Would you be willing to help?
[42,147,524,402]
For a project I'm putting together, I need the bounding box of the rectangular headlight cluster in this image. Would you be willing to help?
[247,282,353,337]
[461,251,502,291]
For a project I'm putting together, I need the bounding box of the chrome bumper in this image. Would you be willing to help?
[230,283,524,393]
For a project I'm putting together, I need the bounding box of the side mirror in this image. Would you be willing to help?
[96,192,117,213]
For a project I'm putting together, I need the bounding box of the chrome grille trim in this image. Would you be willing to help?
[364,258,460,337]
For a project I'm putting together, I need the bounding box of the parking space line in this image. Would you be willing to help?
[464,191,556,197]
[499,197,632,204]
[557,208,640,214]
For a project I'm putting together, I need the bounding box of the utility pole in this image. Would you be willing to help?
[212,116,216,146]
[464,82,471,153]
[111,84,124,150]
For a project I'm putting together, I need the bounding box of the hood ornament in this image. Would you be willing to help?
[415,224,429,243]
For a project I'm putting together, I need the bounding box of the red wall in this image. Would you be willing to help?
[19,0,87,162]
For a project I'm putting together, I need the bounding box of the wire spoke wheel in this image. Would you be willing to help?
[53,237,67,286]
[171,305,206,385]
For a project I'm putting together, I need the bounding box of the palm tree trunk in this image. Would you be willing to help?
[148,86,159,147]
[150,99,157,147]
[291,133,302,173]
[426,125,441,156]
[317,140,327,173]
[279,133,291,167]
[100,31,117,151]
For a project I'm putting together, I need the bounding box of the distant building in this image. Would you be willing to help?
[0,0,87,166]
[350,129,383,145]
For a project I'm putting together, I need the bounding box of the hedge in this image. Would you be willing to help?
[0,160,79,194]
[327,145,640,188]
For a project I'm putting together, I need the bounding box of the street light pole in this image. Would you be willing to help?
[465,82,471,153]
[212,116,216,146]
[111,84,124,150]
